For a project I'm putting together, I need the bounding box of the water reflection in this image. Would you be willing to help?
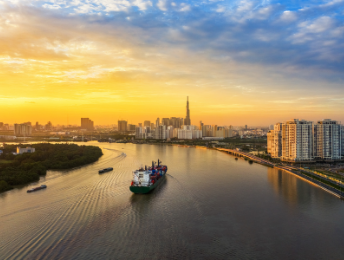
[1,143,344,260]
[267,168,339,210]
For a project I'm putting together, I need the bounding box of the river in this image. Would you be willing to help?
[1,142,344,259]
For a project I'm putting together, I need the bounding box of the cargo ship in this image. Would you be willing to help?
[27,184,47,193]
[99,167,113,174]
[130,160,167,194]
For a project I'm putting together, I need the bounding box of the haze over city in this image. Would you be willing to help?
[1,0,344,125]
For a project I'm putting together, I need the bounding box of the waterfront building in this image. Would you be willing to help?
[212,125,218,137]
[135,127,145,139]
[184,96,191,125]
[281,119,314,162]
[81,118,94,130]
[178,129,192,139]
[166,126,174,139]
[14,123,32,136]
[267,130,274,155]
[173,128,179,138]
[154,125,166,140]
[177,125,201,139]
[118,120,127,132]
[314,119,341,160]
[202,125,212,137]
[16,147,35,155]
[192,129,202,139]
[342,126,344,157]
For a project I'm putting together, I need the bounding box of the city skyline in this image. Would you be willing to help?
[1,1,344,125]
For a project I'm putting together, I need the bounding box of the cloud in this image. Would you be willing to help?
[279,11,297,22]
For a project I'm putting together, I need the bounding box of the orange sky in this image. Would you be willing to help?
[1,2,344,126]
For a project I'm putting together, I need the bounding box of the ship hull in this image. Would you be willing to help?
[130,174,166,194]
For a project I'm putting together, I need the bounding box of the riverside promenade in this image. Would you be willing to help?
[217,148,274,167]
[217,148,344,199]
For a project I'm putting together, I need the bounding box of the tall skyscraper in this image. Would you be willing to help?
[184,96,191,125]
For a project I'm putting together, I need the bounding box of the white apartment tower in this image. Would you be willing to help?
[314,119,341,160]
[281,119,314,162]
[155,125,166,140]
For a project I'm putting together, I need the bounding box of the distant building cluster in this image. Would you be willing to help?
[267,119,344,162]
[131,97,234,140]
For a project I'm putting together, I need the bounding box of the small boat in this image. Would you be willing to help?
[99,167,113,174]
[130,159,167,194]
[27,184,47,193]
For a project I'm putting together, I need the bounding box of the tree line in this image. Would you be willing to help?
[0,143,103,193]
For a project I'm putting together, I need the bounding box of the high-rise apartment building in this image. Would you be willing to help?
[155,125,166,140]
[14,123,32,136]
[268,119,342,161]
[314,119,341,160]
[184,96,191,125]
[81,118,94,130]
[177,125,201,139]
[268,120,313,161]
[342,126,344,157]
[267,123,283,158]
[166,126,174,139]
[135,126,145,139]
[156,118,160,127]
[118,120,127,132]
[281,119,313,162]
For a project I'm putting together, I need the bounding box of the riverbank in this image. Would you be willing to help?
[0,143,103,193]
[216,148,344,199]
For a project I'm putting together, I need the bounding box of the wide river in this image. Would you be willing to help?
[1,142,344,259]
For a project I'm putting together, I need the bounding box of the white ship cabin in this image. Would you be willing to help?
[132,169,151,187]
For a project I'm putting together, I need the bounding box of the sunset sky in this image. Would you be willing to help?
[1,0,344,126]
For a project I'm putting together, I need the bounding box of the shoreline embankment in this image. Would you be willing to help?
[216,148,344,200]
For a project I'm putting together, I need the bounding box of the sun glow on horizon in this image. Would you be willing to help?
[1,0,344,125]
